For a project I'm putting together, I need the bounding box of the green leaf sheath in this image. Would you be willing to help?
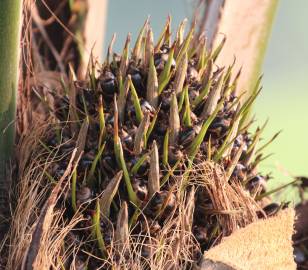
[0,2,22,181]
[0,0,22,232]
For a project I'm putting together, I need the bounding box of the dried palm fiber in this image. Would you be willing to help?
[201,208,296,270]
[2,122,83,270]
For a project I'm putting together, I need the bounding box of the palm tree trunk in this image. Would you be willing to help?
[213,0,279,95]
[82,0,108,74]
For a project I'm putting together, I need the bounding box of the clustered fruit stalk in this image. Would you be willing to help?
[0,1,22,197]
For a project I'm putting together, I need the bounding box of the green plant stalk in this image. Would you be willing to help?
[158,45,175,94]
[87,142,106,187]
[117,141,138,205]
[188,99,224,162]
[178,84,187,111]
[0,1,22,194]
[131,152,148,175]
[93,200,107,258]
[192,79,212,107]
[163,130,169,166]
[183,86,192,127]
[145,107,159,147]
[256,178,299,200]
[129,77,143,123]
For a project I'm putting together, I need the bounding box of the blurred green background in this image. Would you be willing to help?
[256,0,308,203]
[103,0,308,203]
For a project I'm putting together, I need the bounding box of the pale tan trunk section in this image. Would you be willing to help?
[83,0,108,68]
[201,208,296,270]
[213,0,278,96]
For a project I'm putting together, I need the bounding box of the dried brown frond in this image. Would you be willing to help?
[190,161,262,237]
[2,123,83,270]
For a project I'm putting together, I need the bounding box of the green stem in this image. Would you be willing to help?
[0,0,22,215]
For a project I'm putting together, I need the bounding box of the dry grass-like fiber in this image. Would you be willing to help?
[190,161,261,236]
[1,125,83,270]
[1,138,265,270]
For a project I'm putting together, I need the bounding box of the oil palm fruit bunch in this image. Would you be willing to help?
[37,17,283,268]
